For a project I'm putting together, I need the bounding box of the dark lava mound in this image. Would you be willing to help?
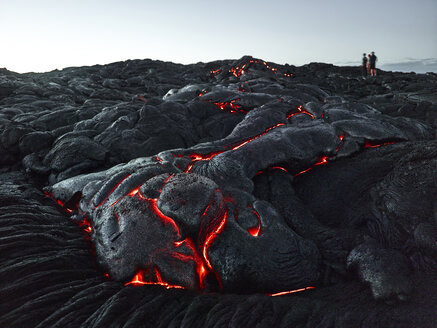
[1,56,436,327]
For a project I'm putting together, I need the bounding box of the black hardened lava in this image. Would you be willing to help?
[1,56,437,327]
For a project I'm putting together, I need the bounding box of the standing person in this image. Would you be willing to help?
[369,51,377,76]
[367,54,371,75]
[362,53,368,76]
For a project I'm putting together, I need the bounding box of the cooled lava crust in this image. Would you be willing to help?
[1,56,436,327]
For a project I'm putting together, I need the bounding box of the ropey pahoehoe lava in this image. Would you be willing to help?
[1,56,436,328]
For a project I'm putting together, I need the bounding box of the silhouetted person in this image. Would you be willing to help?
[367,54,371,75]
[362,53,368,76]
[369,51,377,76]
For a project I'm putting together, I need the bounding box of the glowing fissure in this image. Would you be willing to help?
[184,151,226,173]
[210,69,221,76]
[196,88,209,97]
[202,210,228,270]
[95,174,131,208]
[78,218,92,234]
[336,134,345,152]
[247,209,261,237]
[293,156,330,177]
[125,185,210,289]
[149,197,181,238]
[364,140,396,148]
[231,123,285,151]
[174,238,208,289]
[314,156,329,166]
[44,192,93,235]
[213,99,247,114]
[184,123,287,172]
[224,60,291,78]
[113,186,182,237]
[271,166,288,173]
[138,95,147,103]
[125,269,185,290]
[44,191,71,212]
[293,136,396,178]
[286,105,315,120]
[255,166,288,176]
[268,286,315,296]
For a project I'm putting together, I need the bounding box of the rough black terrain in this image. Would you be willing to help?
[1,56,436,328]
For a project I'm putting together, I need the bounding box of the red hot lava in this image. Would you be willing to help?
[364,140,396,148]
[268,286,315,296]
[247,208,261,237]
[286,105,315,120]
[213,99,248,114]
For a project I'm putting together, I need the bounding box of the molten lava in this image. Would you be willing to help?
[227,59,287,79]
[364,140,396,148]
[213,99,247,114]
[210,69,221,77]
[268,286,315,296]
[231,123,286,151]
[293,156,330,177]
[95,174,131,208]
[125,269,185,290]
[247,209,261,237]
[286,105,315,120]
[174,238,208,289]
[202,210,228,271]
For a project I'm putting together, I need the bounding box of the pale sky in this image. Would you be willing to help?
[1,0,436,73]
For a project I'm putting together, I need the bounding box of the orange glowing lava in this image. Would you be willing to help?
[202,210,228,270]
[231,123,285,151]
[293,156,330,177]
[174,238,208,289]
[268,286,315,296]
[286,105,315,120]
[125,269,185,289]
[364,140,396,148]
[95,174,131,208]
[213,99,247,114]
[271,166,288,173]
[210,69,221,76]
[247,209,261,237]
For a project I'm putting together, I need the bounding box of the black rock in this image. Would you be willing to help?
[1,56,436,328]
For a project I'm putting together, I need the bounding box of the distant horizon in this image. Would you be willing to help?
[3,56,437,75]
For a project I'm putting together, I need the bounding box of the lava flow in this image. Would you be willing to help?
[184,123,287,172]
[106,182,227,291]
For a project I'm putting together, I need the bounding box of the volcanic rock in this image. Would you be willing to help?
[1,56,436,328]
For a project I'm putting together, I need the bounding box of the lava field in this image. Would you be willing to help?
[0,56,436,327]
